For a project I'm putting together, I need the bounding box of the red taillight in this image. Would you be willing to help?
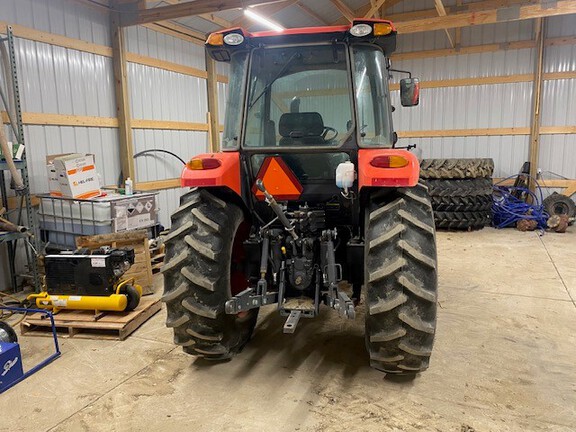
[187,158,221,170]
[370,155,409,168]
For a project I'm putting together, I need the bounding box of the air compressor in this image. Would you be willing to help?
[28,248,142,313]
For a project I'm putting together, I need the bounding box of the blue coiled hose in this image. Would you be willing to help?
[492,175,549,229]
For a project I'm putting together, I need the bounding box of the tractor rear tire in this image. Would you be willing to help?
[161,189,258,360]
[431,194,493,212]
[365,183,438,375]
[434,210,492,230]
[424,178,493,197]
[420,158,494,179]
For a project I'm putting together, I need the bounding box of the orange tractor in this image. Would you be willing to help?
[162,19,437,375]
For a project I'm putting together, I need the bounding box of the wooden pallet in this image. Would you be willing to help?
[20,297,162,341]
[76,230,154,295]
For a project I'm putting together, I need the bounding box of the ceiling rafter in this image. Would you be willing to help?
[434,0,455,48]
[121,0,287,26]
[232,0,298,29]
[364,0,388,19]
[330,0,356,22]
[331,0,404,25]
[146,0,234,28]
[396,0,576,33]
[295,2,329,25]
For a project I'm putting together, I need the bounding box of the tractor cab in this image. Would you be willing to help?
[191,19,420,205]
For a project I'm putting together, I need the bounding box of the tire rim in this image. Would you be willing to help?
[553,202,570,216]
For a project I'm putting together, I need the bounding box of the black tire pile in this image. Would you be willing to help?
[420,158,494,230]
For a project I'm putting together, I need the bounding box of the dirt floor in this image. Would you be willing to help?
[1,228,576,432]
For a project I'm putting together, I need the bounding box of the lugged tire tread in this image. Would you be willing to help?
[423,178,493,197]
[420,158,494,179]
[365,183,438,375]
[162,189,258,360]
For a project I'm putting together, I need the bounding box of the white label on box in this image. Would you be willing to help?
[68,296,82,301]
[127,213,151,230]
[91,258,106,268]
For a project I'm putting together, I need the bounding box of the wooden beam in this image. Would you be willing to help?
[122,0,285,26]
[370,0,381,19]
[364,0,387,19]
[111,7,136,182]
[529,18,546,191]
[296,2,329,25]
[232,0,298,29]
[454,0,462,49]
[205,50,220,152]
[142,21,206,45]
[385,0,535,24]
[2,111,225,131]
[331,0,355,22]
[146,0,234,28]
[397,126,576,138]
[132,119,210,131]
[434,0,454,48]
[395,0,576,34]
[136,178,181,191]
[392,36,576,61]
[331,0,405,25]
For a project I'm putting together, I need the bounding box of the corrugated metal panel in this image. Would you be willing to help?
[125,25,206,70]
[393,49,535,80]
[539,135,576,179]
[3,0,111,45]
[408,136,528,178]
[546,15,576,38]
[155,187,189,228]
[133,129,208,182]
[391,82,532,131]
[23,126,121,193]
[14,38,116,117]
[0,0,119,198]
[176,16,220,35]
[127,63,207,122]
[274,6,320,28]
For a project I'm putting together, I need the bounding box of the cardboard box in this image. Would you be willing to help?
[52,153,101,200]
[46,158,62,197]
[0,342,24,393]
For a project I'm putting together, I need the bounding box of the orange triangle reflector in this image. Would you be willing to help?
[252,156,303,201]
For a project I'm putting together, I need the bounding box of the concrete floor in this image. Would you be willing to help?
[1,228,576,432]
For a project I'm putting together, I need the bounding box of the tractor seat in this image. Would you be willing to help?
[279,112,325,146]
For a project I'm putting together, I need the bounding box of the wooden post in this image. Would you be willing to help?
[205,50,220,153]
[528,18,546,191]
[111,5,136,182]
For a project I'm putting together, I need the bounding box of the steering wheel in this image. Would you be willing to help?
[322,126,338,142]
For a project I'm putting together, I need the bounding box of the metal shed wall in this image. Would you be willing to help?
[391,15,576,181]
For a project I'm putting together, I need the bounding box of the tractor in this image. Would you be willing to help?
[161,18,438,375]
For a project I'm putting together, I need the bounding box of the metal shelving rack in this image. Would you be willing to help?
[0,26,40,293]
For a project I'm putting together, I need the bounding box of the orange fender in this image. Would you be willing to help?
[358,149,420,189]
[181,152,241,195]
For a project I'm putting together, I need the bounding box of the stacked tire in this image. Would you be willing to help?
[420,158,494,230]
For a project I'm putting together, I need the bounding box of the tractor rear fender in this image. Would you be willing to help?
[358,149,420,189]
[181,152,242,195]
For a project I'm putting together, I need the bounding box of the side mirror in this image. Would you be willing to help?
[400,78,420,107]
